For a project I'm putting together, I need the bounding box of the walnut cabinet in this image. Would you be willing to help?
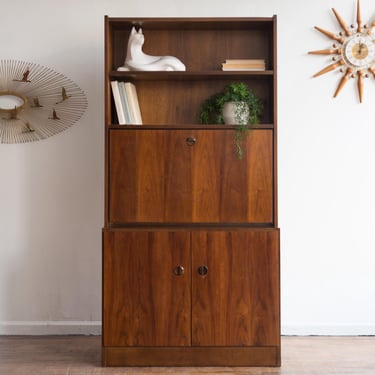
[103,16,280,366]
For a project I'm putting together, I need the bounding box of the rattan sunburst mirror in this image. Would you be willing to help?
[0,59,87,143]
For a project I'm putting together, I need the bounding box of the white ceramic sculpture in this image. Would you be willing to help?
[117,27,186,72]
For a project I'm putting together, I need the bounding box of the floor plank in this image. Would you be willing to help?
[0,336,374,374]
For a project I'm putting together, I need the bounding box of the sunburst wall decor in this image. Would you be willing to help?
[309,0,375,103]
[0,59,88,143]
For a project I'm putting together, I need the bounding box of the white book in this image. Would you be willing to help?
[118,82,131,124]
[110,81,126,124]
[124,82,143,125]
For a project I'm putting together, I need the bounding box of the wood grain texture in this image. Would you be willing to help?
[109,129,193,223]
[191,230,279,347]
[103,230,191,346]
[102,229,280,365]
[107,18,276,126]
[109,20,275,72]
[191,129,273,223]
[135,78,273,125]
[104,17,279,369]
[108,129,273,224]
[102,346,278,366]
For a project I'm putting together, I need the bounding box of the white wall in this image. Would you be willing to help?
[0,0,374,335]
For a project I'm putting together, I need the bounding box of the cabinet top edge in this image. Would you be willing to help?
[105,16,277,30]
[104,225,279,231]
[107,124,275,130]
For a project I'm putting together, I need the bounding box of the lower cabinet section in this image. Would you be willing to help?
[102,228,280,366]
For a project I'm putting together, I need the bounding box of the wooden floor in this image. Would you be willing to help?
[0,336,374,374]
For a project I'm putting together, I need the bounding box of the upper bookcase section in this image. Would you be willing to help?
[105,17,277,77]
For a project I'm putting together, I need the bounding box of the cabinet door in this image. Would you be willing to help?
[109,128,273,224]
[191,230,279,347]
[103,230,191,346]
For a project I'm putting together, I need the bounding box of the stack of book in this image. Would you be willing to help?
[110,81,143,125]
[221,59,266,71]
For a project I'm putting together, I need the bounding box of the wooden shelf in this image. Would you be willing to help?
[109,70,274,81]
[108,17,276,31]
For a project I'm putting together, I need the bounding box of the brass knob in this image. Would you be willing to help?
[197,265,208,276]
[186,136,196,146]
[174,265,185,276]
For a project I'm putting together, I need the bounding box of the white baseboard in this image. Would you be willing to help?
[282,324,375,336]
[1,321,374,336]
[0,321,102,335]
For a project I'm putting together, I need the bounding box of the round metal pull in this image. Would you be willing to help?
[174,265,185,276]
[198,265,208,276]
[186,136,196,146]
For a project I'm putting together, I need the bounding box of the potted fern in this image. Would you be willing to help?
[199,82,263,159]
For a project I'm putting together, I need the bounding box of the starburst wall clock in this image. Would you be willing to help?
[309,0,375,103]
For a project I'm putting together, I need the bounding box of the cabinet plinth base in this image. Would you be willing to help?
[102,346,281,367]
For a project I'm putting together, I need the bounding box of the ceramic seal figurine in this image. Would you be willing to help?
[117,27,186,71]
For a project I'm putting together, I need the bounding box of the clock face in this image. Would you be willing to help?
[344,34,375,67]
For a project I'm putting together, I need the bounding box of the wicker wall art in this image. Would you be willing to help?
[0,59,88,143]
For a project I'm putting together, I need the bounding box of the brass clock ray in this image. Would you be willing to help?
[309,0,375,103]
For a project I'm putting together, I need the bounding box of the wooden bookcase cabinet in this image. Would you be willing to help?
[103,16,280,366]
